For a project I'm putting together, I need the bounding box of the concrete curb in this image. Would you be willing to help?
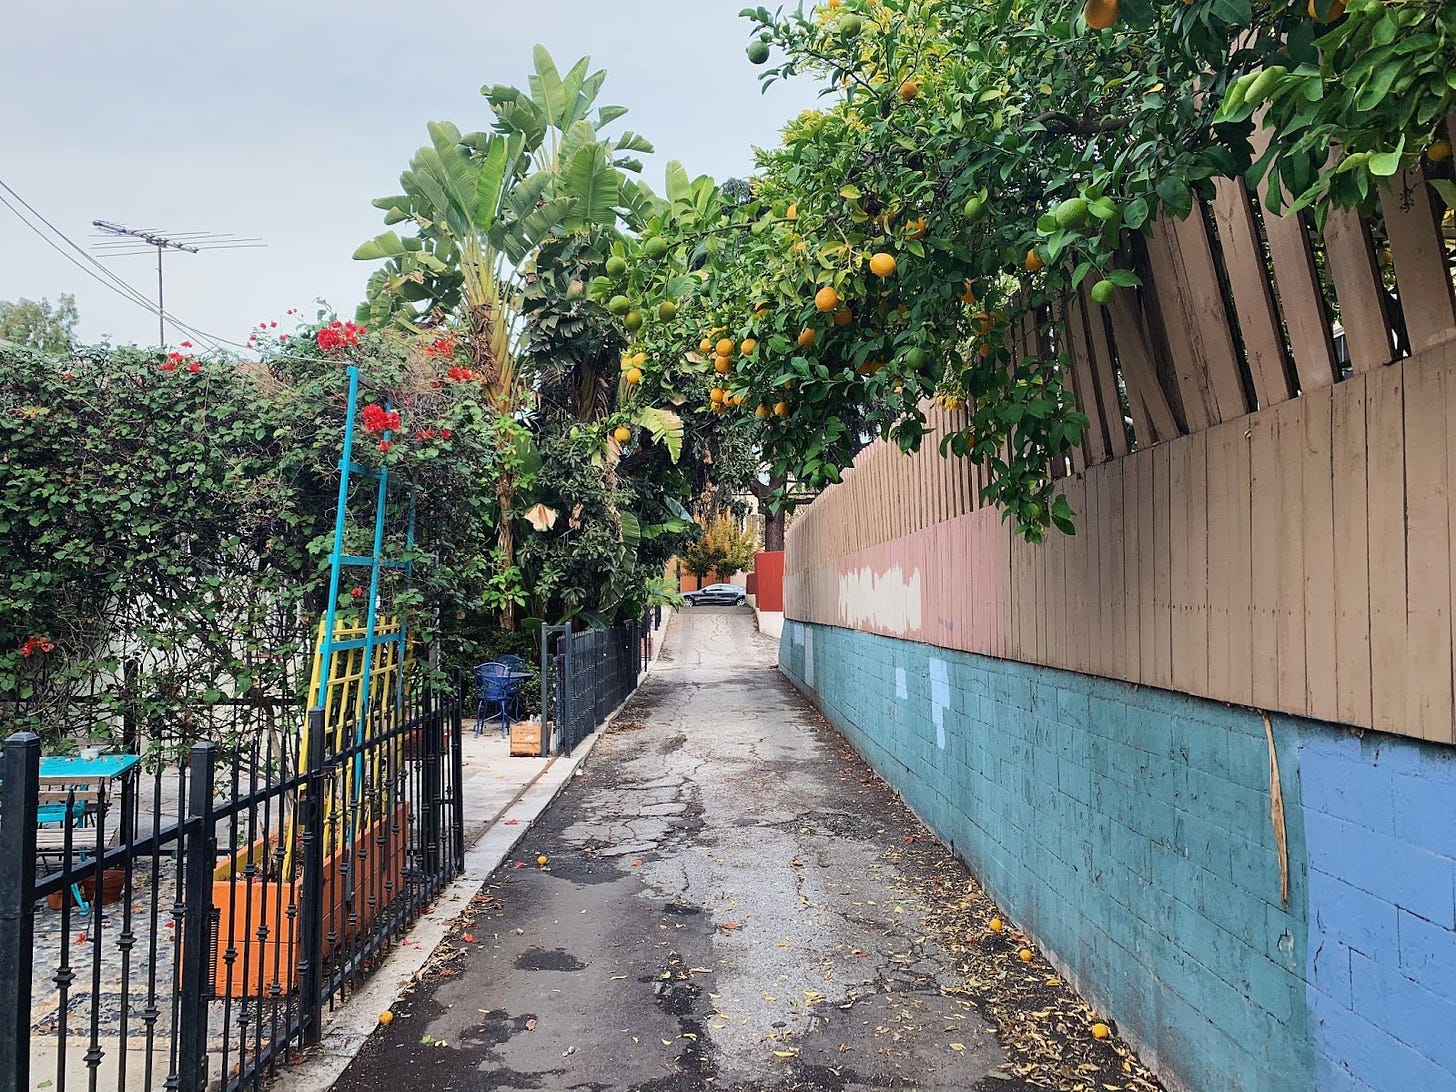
[271,637,671,1091]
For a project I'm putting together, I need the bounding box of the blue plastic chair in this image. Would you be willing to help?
[473,662,513,736]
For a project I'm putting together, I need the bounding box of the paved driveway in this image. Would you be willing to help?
[331,608,1004,1091]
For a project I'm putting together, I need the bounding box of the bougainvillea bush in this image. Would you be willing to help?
[0,323,508,751]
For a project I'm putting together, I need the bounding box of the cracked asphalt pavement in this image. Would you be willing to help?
[331,607,1011,1091]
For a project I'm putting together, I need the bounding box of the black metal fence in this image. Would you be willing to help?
[0,685,463,1092]
[541,618,649,756]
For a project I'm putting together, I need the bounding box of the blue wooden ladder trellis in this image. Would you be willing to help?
[313,365,415,858]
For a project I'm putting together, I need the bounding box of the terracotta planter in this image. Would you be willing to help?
[210,802,412,997]
[46,869,127,910]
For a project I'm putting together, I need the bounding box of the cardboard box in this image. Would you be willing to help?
[510,720,543,757]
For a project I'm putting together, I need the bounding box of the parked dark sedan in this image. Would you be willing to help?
[684,582,747,606]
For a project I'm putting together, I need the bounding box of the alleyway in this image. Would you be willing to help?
[329,610,1121,1091]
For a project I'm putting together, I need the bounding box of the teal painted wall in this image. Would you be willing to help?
[781,621,1456,1092]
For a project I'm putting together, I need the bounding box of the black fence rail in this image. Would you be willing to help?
[541,618,649,756]
[0,685,463,1092]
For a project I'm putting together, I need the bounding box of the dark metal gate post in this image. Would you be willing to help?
[449,687,465,870]
[421,689,442,878]
[176,742,216,1092]
[539,629,553,759]
[297,710,327,1043]
[0,732,41,1092]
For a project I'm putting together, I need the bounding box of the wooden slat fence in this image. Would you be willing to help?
[784,145,1456,745]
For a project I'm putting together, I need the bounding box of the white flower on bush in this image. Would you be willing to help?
[524,503,558,532]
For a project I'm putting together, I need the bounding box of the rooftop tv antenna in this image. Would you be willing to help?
[91,220,265,346]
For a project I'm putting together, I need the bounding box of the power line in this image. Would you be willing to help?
[0,179,367,367]
[0,187,161,314]
[0,180,242,355]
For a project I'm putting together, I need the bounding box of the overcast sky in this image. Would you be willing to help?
[0,2,821,349]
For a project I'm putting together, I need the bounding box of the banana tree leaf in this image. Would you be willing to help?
[353,231,418,261]
[403,152,466,240]
[614,131,655,155]
[634,406,684,462]
[596,104,629,128]
[473,132,519,230]
[665,161,692,207]
[557,120,599,176]
[428,120,482,224]
[496,197,575,264]
[507,170,553,218]
[484,89,547,154]
[559,56,595,130]
[620,179,665,230]
[619,511,642,550]
[529,45,567,130]
[560,141,619,232]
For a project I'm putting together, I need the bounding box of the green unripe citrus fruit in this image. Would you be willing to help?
[624,309,644,333]
[903,346,927,370]
[643,236,669,260]
[1090,279,1117,305]
[963,196,984,222]
[657,300,678,322]
[1053,197,1089,229]
[747,40,771,64]
[608,295,631,316]
[605,255,627,277]
[839,14,863,35]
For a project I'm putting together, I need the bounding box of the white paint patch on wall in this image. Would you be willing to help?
[896,666,908,699]
[929,657,949,750]
[837,565,923,635]
[804,626,814,689]
[792,622,804,646]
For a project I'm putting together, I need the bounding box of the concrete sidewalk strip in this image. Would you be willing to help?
[271,725,607,1092]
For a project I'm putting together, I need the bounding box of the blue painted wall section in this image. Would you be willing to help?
[780,621,1456,1092]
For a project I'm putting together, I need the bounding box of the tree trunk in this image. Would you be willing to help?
[497,474,516,631]
[749,470,788,553]
[762,508,785,553]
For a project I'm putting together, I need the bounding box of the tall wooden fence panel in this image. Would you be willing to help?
[785,151,1456,746]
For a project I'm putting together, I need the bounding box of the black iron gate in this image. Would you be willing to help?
[541,618,647,756]
[0,686,463,1092]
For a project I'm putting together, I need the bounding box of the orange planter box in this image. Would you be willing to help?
[210,802,411,997]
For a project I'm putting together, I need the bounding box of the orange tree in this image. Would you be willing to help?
[591,0,1453,539]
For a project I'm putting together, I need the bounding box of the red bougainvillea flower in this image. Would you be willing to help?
[180,340,192,349]
[351,587,363,598]
[63,372,74,380]
[19,636,54,657]
[360,404,401,435]
[378,441,392,454]
[188,362,201,374]
[317,320,365,352]
[160,361,177,372]
[441,429,452,440]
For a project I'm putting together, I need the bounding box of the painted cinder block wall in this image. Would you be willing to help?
[781,620,1456,1092]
